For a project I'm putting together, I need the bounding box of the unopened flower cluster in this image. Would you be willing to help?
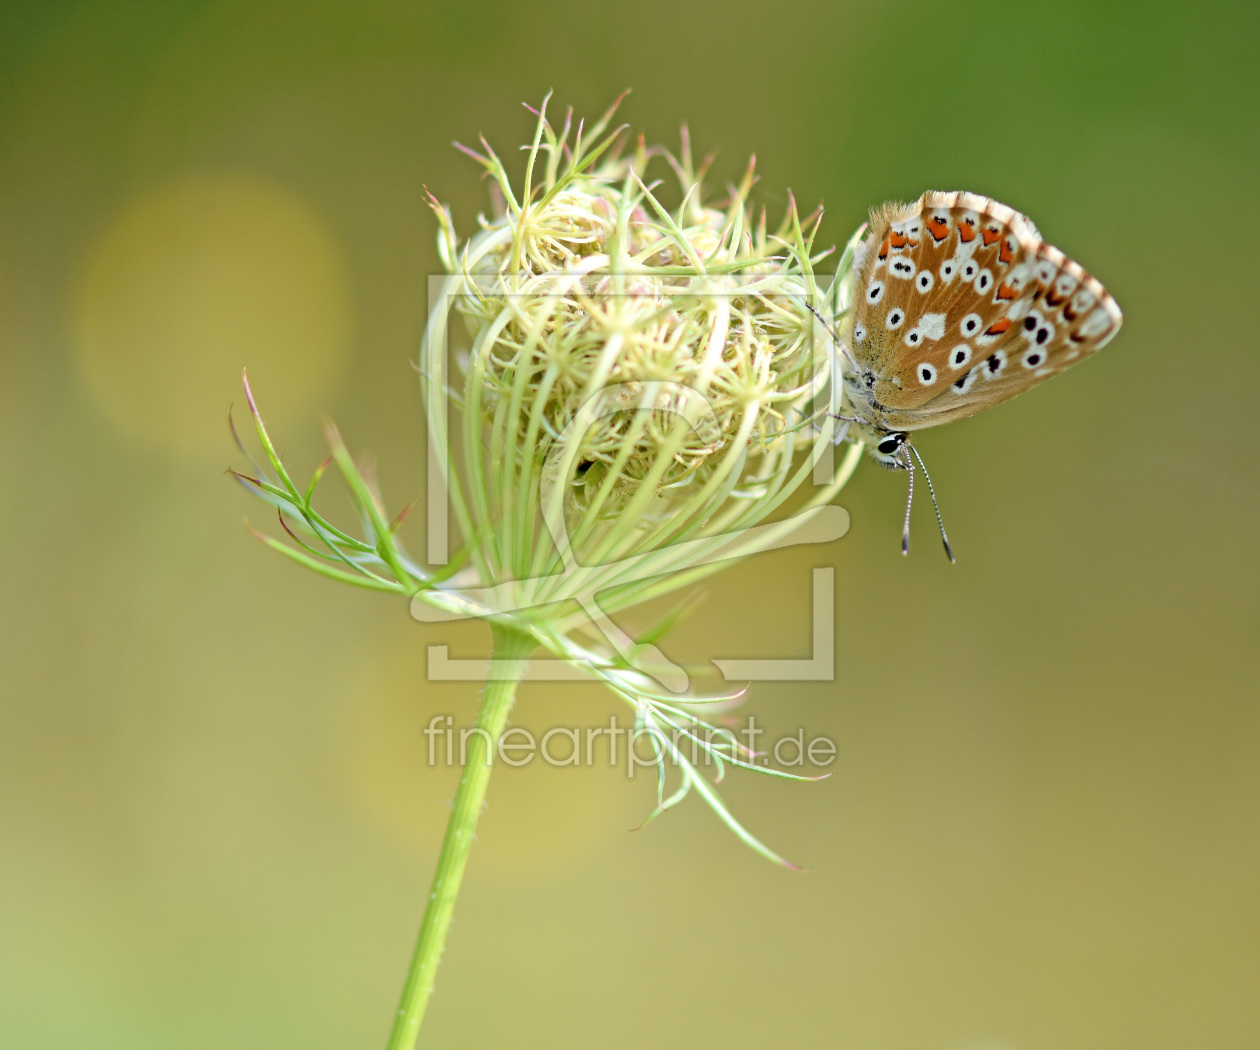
[429,98,837,529]
[235,97,864,863]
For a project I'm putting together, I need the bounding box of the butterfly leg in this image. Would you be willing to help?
[828,418,853,446]
[805,303,859,371]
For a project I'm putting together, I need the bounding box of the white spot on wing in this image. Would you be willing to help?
[953,367,979,394]
[917,313,946,340]
[982,350,1007,380]
[1071,288,1097,314]
[1054,272,1078,298]
[889,257,916,280]
[1079,307,1113,338]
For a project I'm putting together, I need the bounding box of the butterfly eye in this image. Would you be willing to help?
[917,271,934,293]
[885,309,905,329]
[867,281,885,304]
[853,324,867,343]
[1022,350,1045,369]
[876,436,901,456]
[960,313,981,335]
[950,345,972,368]
[918,364,937,386]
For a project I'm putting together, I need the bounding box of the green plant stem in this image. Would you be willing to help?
[386,622,535,1049]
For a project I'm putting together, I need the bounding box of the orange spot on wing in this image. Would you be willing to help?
[998,239,1015,264]
[981,226,1001,246]
[878,235,890,260]
[1045,290,1066,307]
[890,230,909,249]
[984,317,1012,336]
[995,282,1016,301]
[958,219,976,242]
[927,216,949,241]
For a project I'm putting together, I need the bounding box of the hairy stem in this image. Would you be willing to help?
[386,622,535,1049]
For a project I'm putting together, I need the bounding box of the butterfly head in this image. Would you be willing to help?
[843,417,910,470]
[869,430,909,469]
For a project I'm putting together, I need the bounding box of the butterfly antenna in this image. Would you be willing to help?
[900,444,915,557]
[805,303,859,371]
[907,442,955,563]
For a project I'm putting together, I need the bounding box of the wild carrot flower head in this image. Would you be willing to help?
[234,95,865,862]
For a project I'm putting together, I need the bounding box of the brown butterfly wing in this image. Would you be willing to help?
[905,241,1125,429]
[848,191,1122,432]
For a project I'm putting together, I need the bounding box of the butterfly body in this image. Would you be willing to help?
[833,190,1123,552]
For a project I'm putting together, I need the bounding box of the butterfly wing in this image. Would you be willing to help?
[847,191,1122,432]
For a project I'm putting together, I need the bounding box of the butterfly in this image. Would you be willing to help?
[822,190,1123,561]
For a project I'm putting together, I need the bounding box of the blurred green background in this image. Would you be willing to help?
[2,1,1257,1047]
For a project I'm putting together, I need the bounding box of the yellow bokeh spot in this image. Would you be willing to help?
[73,172,353,456]
[343,629,638,875]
